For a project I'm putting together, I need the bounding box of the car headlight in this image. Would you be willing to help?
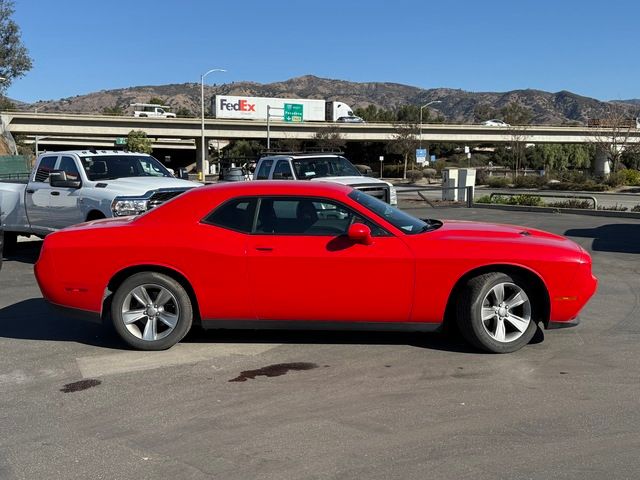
[111,198,149,216]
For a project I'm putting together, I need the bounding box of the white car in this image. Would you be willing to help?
[336,116,365,124]
[482,119,510,127]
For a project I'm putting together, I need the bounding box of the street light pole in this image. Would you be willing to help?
[200,68,226,182]
[420,100,442,150]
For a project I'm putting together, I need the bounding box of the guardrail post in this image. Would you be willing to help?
[466,186,473,208]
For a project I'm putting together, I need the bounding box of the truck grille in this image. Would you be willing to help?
[148,189,191,208]
[355,184,390,203]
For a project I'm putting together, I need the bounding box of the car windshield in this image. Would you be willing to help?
[291,156,361,179]
[80,155,172,181]
[349,190,441,234]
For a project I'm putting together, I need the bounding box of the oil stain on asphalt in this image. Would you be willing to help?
[229,362,318,382]
[60,379,102,393]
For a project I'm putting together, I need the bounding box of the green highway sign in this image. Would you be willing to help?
[283,103,303,123]
[115,137,127,145]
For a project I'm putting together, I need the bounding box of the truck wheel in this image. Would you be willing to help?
[111,272,193,351]
[2,232,17,255]
[456,272,538,353]
[86,211,106,221]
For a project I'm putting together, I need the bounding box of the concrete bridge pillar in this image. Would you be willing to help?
[594,147,611,178]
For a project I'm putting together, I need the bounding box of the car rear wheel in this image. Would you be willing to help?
[111,272,193,350]
[456,272,538,353]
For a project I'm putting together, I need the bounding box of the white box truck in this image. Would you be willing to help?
[213,95,363,122]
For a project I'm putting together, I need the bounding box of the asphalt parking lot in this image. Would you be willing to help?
[1,207,640,480]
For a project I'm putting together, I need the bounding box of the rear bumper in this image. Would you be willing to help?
[547,316,580,330]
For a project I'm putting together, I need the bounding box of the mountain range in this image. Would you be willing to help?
[21,75,640,125]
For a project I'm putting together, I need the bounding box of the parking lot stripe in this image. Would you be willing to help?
[76,343,280,378]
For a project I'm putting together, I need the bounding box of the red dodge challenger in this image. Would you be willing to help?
[35,181,597,353]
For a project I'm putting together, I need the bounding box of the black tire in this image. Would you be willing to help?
[2,231,17,255]
[456,272,538,353]
[86,211,106,221]
[111,272,193,350]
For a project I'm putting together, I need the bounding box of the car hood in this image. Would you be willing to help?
[91,176,202,196]
[428,220,585,255]
[310,176,391,187]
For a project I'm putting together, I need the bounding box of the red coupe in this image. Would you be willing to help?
[35,181,597,353]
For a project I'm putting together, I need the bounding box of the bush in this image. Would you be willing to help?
[547,199,593,209]
[485,176,510,188]
[513,175,546,189]
[547,181,608,192]
[598,204,628,211]
[618,169,640,186]
[482,194,543,206]
[406,169,424,182]
[605,171,628,188]
[631,205,640,212]
[422,168,437,180]
[382,164,404,178]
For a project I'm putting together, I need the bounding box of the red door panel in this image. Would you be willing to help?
[247,234,414,322]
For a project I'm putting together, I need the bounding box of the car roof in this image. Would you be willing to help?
[198,180,353,197]
[259,153,345,161]
[40,150,151,157]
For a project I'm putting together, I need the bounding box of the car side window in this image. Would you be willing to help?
[272,160,293,179]
[255,160,273,180]
[34,156,58,183]
[58,156,81,182]
[202,198,257,233]
[254,197,389,236]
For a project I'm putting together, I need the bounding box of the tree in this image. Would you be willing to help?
[126,130,153,154]
[0,0,32,90]
[388,122,419,179]
[148,97,165,105]
[589,104,639,176]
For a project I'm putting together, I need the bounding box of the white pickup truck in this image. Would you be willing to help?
[0,150,200,250]
[254,153,397,205]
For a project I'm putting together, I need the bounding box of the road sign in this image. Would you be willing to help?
[416,148,427,164]
[115,137,127,145]
[283,103,303,122]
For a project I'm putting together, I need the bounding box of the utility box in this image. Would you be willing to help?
[458,168,476,203]
[442,168,459,201]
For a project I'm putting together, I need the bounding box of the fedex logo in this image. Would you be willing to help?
[219,98,256,112]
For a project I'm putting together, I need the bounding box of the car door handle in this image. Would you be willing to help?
[26,189,35,194]
[255,247,273,252]
[50,191,60,196]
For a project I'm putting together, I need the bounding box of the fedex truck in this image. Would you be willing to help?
[213,95,363,122]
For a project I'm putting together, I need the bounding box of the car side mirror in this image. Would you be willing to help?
[50,170,81,189]
[348,223,373,245]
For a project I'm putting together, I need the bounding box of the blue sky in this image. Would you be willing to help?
[7,0,640,103]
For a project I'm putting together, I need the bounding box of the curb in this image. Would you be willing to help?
[472,203,640,219]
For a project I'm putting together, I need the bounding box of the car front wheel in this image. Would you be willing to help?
[456,272,538,353]
[111,272,193,350]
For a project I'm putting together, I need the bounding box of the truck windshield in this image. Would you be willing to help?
[291,156,360,179]
[80,155,172,181]
[348,190,441,234]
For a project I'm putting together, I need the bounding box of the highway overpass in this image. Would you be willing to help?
[3,111,640,157]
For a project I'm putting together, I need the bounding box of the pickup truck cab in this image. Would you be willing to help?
[0,150,200,247]
[254,153,397,205]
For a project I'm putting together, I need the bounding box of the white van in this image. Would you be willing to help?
[131,103,176,118]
